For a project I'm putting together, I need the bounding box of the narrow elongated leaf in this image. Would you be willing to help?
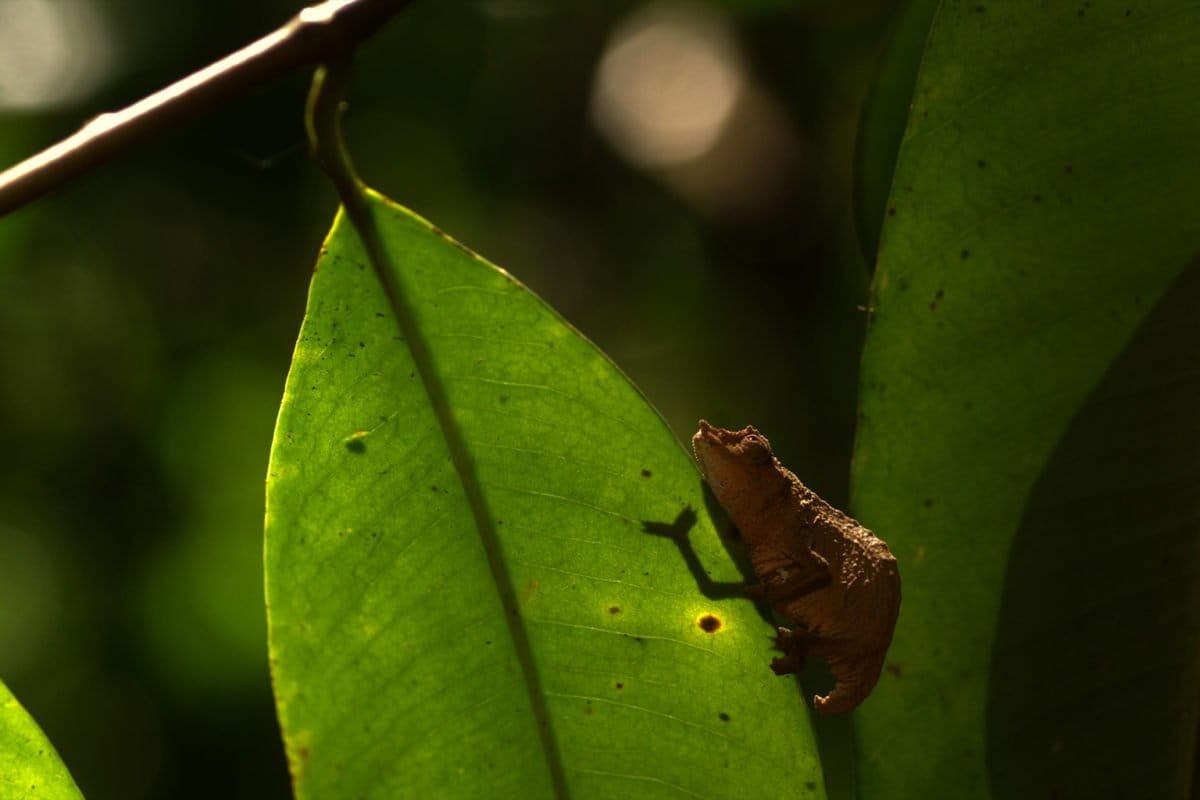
[853,2,1200,797]
[0,680,83,800]
[266,192,825,798]
[853,0,940,261]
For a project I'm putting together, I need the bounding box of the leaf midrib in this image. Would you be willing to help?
[339,194,570,799]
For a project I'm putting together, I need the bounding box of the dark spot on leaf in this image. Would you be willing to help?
[299,747,310,762]
[960,249,969,259]
[698,614,721,633]
[346,440,366,454]
[924,498,934,508]
[641,469,652,478]
[805,781,817,791]
[584,707,593,715]
[718,712,730,721]
[499,395,509,404]
[609,606,621,614]
[431,485,438,492]
[1064,165,1073,174]
[358,341,365,348]
[887,207,896,217]
[976,159,986,168]
[930,289,944,311]
[886,663,903,677]
[615,682,624,690]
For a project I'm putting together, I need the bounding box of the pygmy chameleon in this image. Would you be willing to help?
[692,420,900,714]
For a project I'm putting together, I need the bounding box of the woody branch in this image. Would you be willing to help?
[0,0,413,218]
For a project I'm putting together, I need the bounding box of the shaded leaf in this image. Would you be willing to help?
[0,680,83,800]
[853,0,939,261]
[265,192,825,798]
[853,2,1200,797]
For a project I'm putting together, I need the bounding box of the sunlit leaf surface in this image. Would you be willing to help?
[0,680,82,800]
[266,192,825,799]
[853,2,1200,797]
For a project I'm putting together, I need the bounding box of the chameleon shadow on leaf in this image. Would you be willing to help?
[640,486,770,607]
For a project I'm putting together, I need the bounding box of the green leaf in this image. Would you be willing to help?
[0,680,83,800]
[265,192,825,799]
[852,0,939,261]
[852,2,1200,797]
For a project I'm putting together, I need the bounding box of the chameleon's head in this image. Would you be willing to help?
[692,420,788,507]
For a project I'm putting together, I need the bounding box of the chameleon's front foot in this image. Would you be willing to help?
[770,626,808,675]
[744,582,769,601]
[770,653,804,675]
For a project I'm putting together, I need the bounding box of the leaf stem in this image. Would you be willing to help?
[305,59,362,203]
[0,0,413,218]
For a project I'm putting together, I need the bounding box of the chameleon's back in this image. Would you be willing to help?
[778,496,900,713]
[782,497,901,650]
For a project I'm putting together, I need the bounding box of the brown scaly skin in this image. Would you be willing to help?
[692,420,900,714]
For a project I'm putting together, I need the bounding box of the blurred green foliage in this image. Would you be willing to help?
[0,0,893,796]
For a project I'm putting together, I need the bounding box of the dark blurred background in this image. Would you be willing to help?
[0,0,896,796]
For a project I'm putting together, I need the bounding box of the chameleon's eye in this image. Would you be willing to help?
[741,434,772,462]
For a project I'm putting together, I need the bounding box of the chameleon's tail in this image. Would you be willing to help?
[813,649,888,715]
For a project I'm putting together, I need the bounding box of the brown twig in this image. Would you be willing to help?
[0,0,413,218]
